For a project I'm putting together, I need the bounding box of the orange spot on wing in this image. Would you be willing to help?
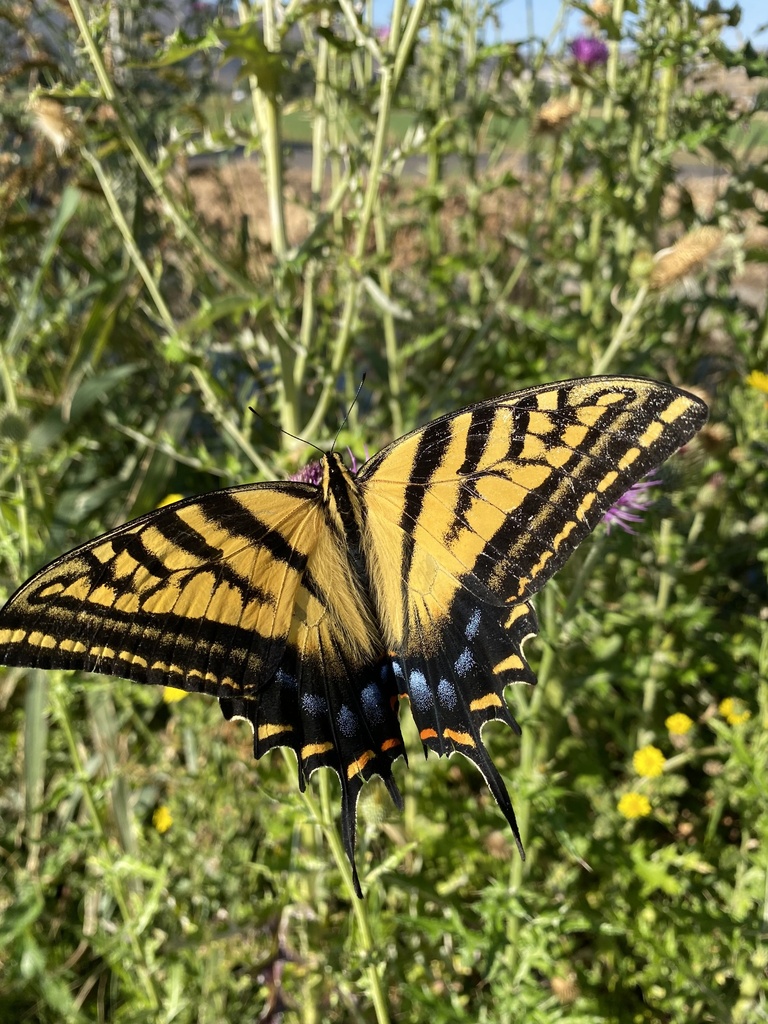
[347,750,375,778]
[444,728,476,747]
[420,727,438,741]
[258,723,293,741]
[301,742,334,759]
[381,737,401,752]
[470,693,503,712]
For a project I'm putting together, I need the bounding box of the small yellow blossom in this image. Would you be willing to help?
[157,493,185,508]
[153,806,173,833]
[633,745,666,778]
[618,793,651,819]
[163,686,188,703]
[665,713,693,736]
[746,370,768,394]
[718,697,751,726]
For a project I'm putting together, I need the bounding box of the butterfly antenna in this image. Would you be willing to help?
[331,374,366,454]
[248,406,324,457]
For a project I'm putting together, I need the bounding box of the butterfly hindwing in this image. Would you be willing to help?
[392,587,536,853]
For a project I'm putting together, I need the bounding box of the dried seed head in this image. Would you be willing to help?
[551,974,580,1004]
[649,226,724,290]
[536,96,578,132]
[29,97,78,156]
[93,103,118,124]
[582,0,612,27]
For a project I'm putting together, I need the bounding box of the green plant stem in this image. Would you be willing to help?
[82,150,175,334]
[82,150,271,475]
[582,0,626,313]
[295,22,331,394]
[23,671,48,874]
[506,536,613,942]
[282,751,390,1024]
[302,0,427,441]
[190,366,274,478]
[50,678,161,1010]
[247,0,288,259]
[640,517,674,720]
[236,1,299,432]
[592,282,649,374]
[603,0,625,123]
[446,253,531,383]
[373,209,403,439]
[65,0,253,292]
[507,586,556,895]
[425,21,443,258]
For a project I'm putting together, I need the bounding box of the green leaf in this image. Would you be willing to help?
[68,364,143,423]
[316,26,361,55]
[150,26,221,66]
[0,889,45,946]
[217,24,285,96]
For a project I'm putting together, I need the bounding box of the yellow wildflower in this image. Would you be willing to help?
[163,686,188,703]
[746,370,768,394]
[157,493,185,508]
[718,697,751,726]
[665,713,693,736]
[633,745,666,778]
[618,793,651,819]
[153,806,173,833]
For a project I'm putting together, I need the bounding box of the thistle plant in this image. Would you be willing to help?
[1,1,767,1023]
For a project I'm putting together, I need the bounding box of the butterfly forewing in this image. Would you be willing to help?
[0,483,322,690]
[359,377,706,615]
[0,376,707,892]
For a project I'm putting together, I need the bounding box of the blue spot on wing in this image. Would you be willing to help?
[276,668,296,689]
[338,704,358,737]
[437,678,457,710]
[361,683,386,724]
[455,648,474,676]
[302,693,328,717]
[465,608,481,639]
[408,669,433,710]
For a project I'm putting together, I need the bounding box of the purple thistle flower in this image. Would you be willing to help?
[570,36,609,67]
[602,475,661,535]
[347,445,368,474]
[290,448,366,486]
[290,460,324,485]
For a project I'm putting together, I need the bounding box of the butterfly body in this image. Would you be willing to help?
[0,377,707,893]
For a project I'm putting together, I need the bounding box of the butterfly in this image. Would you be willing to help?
[0,376,707,894]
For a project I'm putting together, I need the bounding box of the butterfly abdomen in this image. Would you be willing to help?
[297,453,383,663]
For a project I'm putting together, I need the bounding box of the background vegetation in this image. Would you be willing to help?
[1,0,767,1021]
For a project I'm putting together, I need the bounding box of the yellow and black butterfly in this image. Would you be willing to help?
[0,377,706,893]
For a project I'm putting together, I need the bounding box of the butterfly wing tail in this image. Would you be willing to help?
[395,584,537,855]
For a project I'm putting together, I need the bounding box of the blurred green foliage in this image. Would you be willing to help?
[1,0,767,1021]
